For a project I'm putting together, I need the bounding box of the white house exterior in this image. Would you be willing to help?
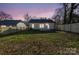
[29,19,55,31]
[16,22,28,30]
[0,20,28,32]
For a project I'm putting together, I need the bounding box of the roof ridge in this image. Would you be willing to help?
[29,19,55,23]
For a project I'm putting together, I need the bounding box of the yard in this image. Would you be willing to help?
[0,30,79,55]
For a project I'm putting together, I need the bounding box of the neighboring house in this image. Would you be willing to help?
[0,20,28,32]
[16,21,28,30]
[28,19,55,31]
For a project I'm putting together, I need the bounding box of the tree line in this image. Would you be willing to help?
[53,3,79,24]
[0,11,31,21]
[0,11,13,20]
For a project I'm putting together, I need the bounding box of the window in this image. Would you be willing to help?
[41,24,44,28]
[40,24,44,29]
[46,23,50,29]
[32,24,34,28]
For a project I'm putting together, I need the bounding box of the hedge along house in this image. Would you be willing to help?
[0,20,28,32]
[29,19,55,31]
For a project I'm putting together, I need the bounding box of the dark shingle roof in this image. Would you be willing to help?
[29,19,55,23]
[0,20,21,26]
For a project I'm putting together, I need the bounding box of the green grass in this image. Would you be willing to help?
[0,31,79,55]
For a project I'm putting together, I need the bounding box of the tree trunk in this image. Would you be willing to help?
[63,6,66,24]
[68,4,74,24]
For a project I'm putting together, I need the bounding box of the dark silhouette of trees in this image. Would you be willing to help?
[55,3,79,24]
[24,13,31,22]
[0,11,13,20]
[63,3,69,24]
[53,8,64,25]
[68,3,79,23]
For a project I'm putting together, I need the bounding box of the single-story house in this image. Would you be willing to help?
[28,19,55,31]
[16,21,28,30]
[0,20,28,32]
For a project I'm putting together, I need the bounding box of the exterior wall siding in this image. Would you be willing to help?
[29,23,55,30]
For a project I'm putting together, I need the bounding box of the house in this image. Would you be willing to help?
[0,20,28,32]
[16,21,28,30]
[28,19,55,31]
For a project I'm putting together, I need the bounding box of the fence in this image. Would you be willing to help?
[57,23,79,33]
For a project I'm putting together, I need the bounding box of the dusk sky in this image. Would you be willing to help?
[0,3,62,20]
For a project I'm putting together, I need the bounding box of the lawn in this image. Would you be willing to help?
[0,30,79,55]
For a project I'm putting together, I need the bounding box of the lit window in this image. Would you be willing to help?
[46,23,49,29]
[41,24,44,28]
[40,24,44,28]
[40,24,41,28]
[32,24,34,28]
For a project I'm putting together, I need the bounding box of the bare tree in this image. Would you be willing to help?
[68,3,79,23]
[0,11,13,20]
[63,3,68,24]
[53,3,79,24]
[53,8,64,25]
[52,8,64,30]
[24,13,31,22]
[61,3,79,24]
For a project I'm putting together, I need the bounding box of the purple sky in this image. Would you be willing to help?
[0,3,62,20]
